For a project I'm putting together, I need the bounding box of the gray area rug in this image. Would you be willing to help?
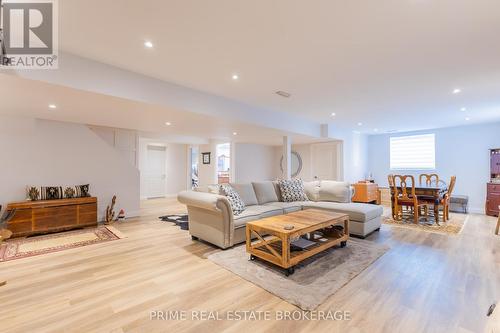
[207,238,389,310]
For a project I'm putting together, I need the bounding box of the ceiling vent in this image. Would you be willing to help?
[276,91,291,98]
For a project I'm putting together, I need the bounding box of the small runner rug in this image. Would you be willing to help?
[0,226,125,262]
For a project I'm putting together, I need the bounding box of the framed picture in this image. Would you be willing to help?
[202,152,211,164]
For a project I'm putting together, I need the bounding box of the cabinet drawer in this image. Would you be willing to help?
[33,206,78,231]
[78,203,98,225]
[488,184,500,193]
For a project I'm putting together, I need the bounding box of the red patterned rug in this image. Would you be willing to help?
[0,226,125,262]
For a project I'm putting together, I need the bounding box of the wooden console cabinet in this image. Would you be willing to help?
[487,148,500,217]
[352,182,380,204]
[5,197,98,237]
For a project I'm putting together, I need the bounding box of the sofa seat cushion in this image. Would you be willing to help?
[234,205,284,228]
[303,202,383,222]
[263,201,308,213]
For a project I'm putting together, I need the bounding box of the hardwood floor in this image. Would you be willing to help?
[1,198,499,332]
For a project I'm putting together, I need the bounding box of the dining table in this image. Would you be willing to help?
[391,183,448,224]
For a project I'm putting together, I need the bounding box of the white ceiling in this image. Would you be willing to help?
[0,74,320,145]
[58,0,500,133]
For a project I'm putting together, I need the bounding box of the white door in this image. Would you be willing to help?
[311,142,342,181]
[145,145,167,198]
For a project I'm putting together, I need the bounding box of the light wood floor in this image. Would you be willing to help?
[1,198,499,333]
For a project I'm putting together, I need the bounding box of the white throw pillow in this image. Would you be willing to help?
[278,179,309,202]
[303,181,320,202]
[318,180,351,203]
[220,184,246,215]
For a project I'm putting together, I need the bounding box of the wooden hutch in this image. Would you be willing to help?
[486,148,500,216]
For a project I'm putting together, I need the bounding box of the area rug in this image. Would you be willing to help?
[159,214,189,230]
[0,226,125,262]
[382,209,468,235]
[207,238,388,310]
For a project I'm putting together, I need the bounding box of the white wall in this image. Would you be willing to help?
[233,143,276,183]
[89,125,138,167]
[138,139,188,198]
[367,122,500,213]
[329,128,368,183]
[272,136,366,184]
[198,141,218,187]
[273,144,313,181]
[0,116,140,220]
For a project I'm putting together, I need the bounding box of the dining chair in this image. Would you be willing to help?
[387,174,397,219]
[419,174,439,186]
[443,176,457,221]
[393,175,428,224]
[418,175,456,223]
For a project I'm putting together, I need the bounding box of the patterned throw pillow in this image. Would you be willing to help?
[75,184,91,197]
[278,179,309,202]
[26,186,40,201]
[220,184,246,216]
[40,186,63,200]
[64,187,76,199]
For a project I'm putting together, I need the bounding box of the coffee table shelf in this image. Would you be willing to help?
[246,209,349,275]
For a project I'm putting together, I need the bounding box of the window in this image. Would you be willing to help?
[390,134,435,170]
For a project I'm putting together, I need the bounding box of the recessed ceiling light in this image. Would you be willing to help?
[460,107,467,112]
[232,132,237,136]
[331,112,336,117]
[357,122,363,126]
[452,88,462,94]
[48,104,57,109]
[165,122,171,126]
[465,117,470,121]
[232,74,239,80]
[374,128,379,132]
[144,41,154,48]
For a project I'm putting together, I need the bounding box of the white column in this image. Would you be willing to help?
[283,136,292,179]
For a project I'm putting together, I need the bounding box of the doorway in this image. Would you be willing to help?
[216,143,231,184]
[189,146,199,189]
[144,145,167,198]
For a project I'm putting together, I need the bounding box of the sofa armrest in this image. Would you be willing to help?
[177,191,235,249]
[178,190,229,212]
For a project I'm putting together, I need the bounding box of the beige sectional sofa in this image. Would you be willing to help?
[177,180,383,249]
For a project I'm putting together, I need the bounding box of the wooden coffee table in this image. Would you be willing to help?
[245,209,349,276]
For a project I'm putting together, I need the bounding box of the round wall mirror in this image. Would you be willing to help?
[280,151,303,178]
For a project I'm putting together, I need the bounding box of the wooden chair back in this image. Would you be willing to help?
[447,176,457,196]
[419,173,439,186]
[387,174,395,191]
[394,175,416,201]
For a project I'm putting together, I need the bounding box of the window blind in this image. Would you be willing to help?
[390,134,436,170]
